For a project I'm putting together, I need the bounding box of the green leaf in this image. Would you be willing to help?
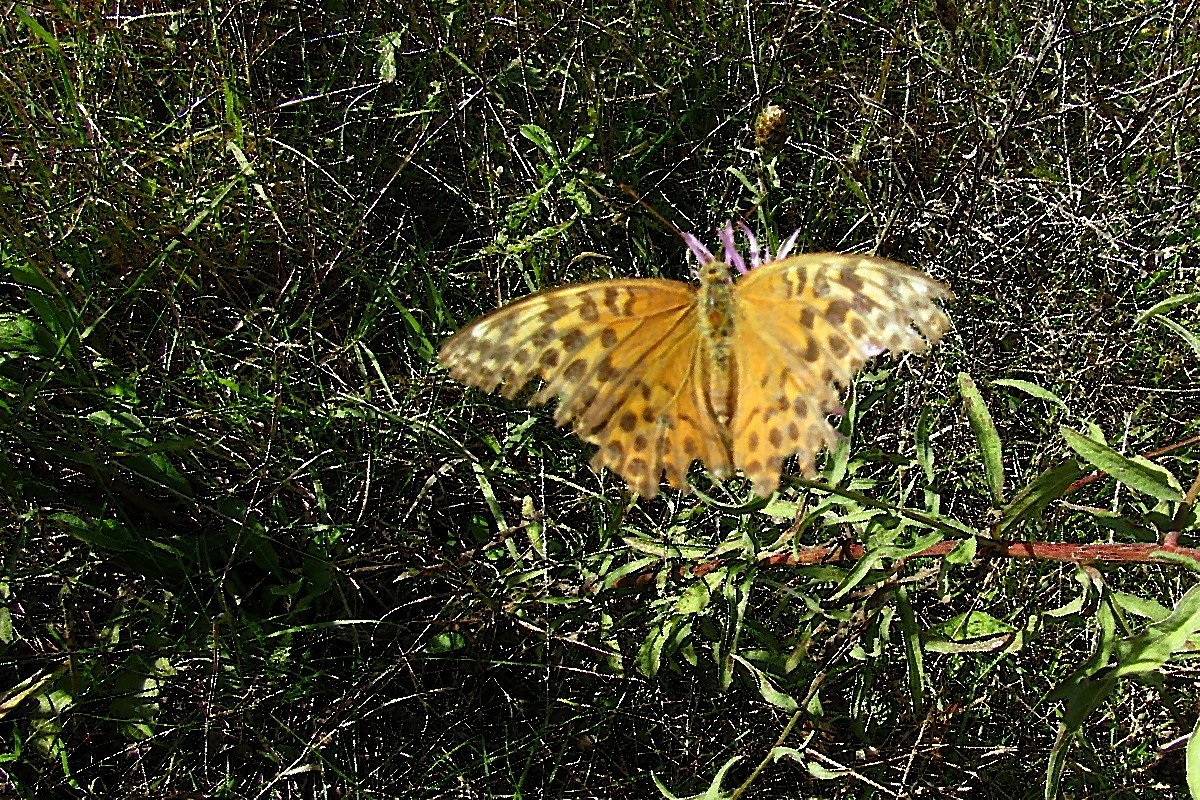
[897,585,925,714]
[652,755,740,800]
[1111,592,1171,623]
[915,408,935,483]
[753,668,798,711]
[519,124,559,162]
[992,378,1068,412]
[426,632,466,653]
[945,536,977,565]
[1047,672,1117,800]
[53,513,136,551]
[0,313,41,354]
[929,611,1016,640]
[601,556,659,589]
[959,373,1005,505]
[676,572,724,614]
[925,610,1023,652]
[377,32,403,82]
[727,166,758,195]
[829,531,943,601]
[808,761,848,780]
[1047,586,1200,799]
[1135,291,1200,323]
[1060,427,1184,503]
[638,617,681,677]
[996,461,1089,537]
[14,7,62,52]
[1147,550,1200,572]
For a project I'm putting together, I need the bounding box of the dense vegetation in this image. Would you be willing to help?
[2,1,1198,797]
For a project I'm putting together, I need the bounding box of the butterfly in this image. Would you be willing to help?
[439,223,950,498]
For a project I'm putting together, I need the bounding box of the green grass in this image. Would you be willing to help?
[2,1,1199,797]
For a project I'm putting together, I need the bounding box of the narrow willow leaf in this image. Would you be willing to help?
[959,373,1005,505]
[996,461,1089,537]
[993,378,1068,412]
[1060,427,1184,503]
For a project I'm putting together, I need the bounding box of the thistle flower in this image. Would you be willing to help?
[682,221,802,276]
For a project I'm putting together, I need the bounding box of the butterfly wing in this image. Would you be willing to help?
[730,253,950,496]
[439,278,730,496]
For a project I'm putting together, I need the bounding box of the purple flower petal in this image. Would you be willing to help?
[736,221,763,269]
[776,228,802,261]
[863,342,886,358]
[681,231,714,266]
[717,222,747,274]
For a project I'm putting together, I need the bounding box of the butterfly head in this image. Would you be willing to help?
[698,260,733,286]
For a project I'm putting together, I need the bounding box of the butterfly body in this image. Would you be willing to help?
[440,247,949,499]
[696,261,737,427]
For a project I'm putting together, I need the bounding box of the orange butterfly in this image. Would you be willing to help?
[439,223,950,498]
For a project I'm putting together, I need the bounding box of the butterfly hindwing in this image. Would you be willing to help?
[727,315,842,496]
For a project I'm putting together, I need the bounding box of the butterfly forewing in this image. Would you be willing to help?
[439,278,694,402]
[735,254,950,363]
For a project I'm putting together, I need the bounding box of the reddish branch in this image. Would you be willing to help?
[611,539,1200,589]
